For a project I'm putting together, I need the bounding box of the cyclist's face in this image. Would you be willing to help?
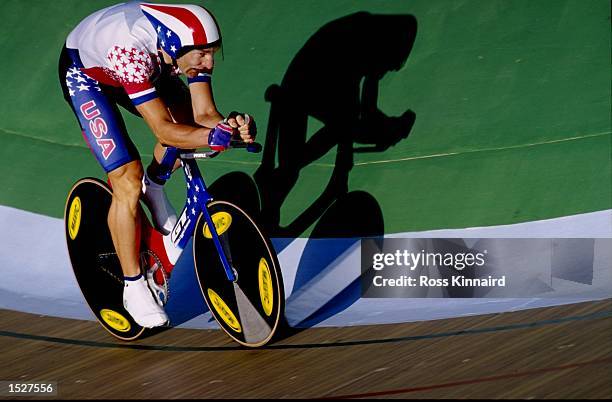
[178,47,218,78]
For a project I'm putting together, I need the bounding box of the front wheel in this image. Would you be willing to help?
[193,201,284,347]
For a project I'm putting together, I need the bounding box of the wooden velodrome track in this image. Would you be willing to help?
[1,299,610,399]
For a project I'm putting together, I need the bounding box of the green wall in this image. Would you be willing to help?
[0,0,609,235]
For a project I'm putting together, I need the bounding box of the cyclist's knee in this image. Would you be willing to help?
[108,161,143,203]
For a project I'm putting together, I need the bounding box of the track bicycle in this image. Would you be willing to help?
[64,142,284,347]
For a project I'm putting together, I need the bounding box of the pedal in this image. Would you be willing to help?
[140,250,170,307]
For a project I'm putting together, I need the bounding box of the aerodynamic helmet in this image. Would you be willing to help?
[140,3,221,59]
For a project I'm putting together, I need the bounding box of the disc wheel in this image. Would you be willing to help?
[193,201,284,347]
[64,178,145,340]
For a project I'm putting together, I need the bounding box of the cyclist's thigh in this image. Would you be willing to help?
[59,47,140,173]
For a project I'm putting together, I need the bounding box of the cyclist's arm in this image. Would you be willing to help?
[136,98,212,149]
[189,80,255,143]
[188,81,224,128]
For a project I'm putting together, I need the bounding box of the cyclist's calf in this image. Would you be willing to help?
[106,161,145,277]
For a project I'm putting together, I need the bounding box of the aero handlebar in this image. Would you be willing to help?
[180,141,262,160]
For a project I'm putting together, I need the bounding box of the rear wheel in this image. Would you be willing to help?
[64,178,145,340]
[193,201,284,347]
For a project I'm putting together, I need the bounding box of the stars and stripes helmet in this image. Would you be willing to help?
[140,3,221,60]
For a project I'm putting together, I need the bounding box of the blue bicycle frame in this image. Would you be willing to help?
[155,146,236,282]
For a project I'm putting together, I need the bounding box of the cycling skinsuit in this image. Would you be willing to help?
[58,2,212,172]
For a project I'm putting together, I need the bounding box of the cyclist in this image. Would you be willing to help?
[58,2,256,328]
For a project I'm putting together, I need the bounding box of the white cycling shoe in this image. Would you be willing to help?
[141,172,178,236]
[123,275,169,328]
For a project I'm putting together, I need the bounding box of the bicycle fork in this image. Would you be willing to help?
[185,158,237,282]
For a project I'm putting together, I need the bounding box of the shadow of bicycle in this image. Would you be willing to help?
[212,11,418,330]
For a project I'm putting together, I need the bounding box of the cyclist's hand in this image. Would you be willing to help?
[208,121,234,151]
[227,111,256,144]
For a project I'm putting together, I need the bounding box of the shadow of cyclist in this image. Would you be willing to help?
[253,12,417,241]
[246,12,418,334]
